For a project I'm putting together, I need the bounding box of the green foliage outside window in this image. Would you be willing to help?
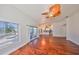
[5,25,16,33]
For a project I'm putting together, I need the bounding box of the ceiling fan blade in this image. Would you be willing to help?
[42,12,49,15]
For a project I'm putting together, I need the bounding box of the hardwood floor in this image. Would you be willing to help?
[10,35,79,55]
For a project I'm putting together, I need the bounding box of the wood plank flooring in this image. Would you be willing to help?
[10,35,79,55]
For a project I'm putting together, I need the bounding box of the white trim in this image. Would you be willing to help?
[5,42,27,55]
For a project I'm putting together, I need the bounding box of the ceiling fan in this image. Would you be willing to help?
[42,4,61,18]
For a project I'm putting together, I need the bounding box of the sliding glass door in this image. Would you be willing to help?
[26,25,39,41]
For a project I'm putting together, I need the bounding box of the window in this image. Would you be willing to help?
[0,21,19,41]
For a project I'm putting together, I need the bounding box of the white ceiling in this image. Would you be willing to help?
[12,4,79,24]
[12,4,48,23]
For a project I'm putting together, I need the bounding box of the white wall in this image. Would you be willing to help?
[0,5,36,54]
[53,20,66,37]
[66,12,79,45]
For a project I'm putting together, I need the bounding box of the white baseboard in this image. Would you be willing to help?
[6,42,27,55]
